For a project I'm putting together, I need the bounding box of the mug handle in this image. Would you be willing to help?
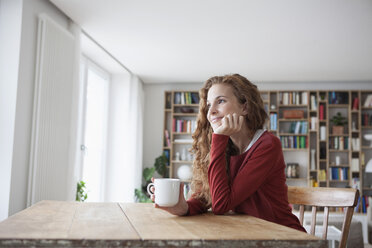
[147,183,155,196]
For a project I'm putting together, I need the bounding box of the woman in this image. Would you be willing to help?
[153,74,305,232]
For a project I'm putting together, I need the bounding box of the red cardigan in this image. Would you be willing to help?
[187,131,306,232]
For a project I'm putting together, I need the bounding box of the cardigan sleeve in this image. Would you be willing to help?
[208,133,279,214]
[186,196,209,216]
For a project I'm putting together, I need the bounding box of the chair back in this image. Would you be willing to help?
[287,186,359,248]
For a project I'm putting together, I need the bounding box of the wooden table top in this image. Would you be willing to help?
[0,200,327,247]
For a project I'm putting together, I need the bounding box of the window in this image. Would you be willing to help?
[80,58,109,202]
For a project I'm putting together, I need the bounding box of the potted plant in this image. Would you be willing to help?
[76,180,88,202]
[330,112,347,135]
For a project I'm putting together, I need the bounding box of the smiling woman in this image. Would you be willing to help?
[152,74,306,233]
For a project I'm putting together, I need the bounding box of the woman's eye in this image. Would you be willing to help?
[206,104,211,109]
[218,99,225,104]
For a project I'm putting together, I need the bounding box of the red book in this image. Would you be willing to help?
[319,105,324,120]
[352,97,359,110]
[173,118,176,132]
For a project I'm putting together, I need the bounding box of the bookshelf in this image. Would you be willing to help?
[163,91,199,182]
[164,90,372,212]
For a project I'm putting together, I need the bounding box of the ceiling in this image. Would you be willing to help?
[50,0,372,84]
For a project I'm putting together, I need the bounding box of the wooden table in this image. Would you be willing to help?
[0,201,327,247]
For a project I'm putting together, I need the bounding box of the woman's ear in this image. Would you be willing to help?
[241,102,249,115]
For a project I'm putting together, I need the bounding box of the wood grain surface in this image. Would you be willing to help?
[0,201,327,247]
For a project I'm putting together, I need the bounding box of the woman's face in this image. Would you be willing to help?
[206,83,246,130]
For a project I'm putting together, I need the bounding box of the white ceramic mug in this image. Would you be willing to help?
[147,178,180,207]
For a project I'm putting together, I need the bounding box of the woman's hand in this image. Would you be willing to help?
[213,113,244,136]
[150,177,189,216]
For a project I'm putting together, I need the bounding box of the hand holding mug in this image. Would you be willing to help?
[147,178,188,216]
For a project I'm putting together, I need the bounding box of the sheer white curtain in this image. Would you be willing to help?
[105,74,143,202]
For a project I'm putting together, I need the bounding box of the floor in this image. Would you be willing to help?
[365,243,372,248]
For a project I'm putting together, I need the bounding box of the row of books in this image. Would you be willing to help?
[328,92,348,104]
[355,195,369,213]
[362,113,372,126]
[172,119,197,133]
[328,136,349,150]
[279,136,308,149]
[330,167,348,180]
[269,113,277,130]
[174,92,199,105]
[288,121,308,134]
[280,92,308,105]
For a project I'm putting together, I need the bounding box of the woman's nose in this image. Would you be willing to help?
[209,103,217,115]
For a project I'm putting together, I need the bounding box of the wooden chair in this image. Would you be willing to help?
[287,186,359,248]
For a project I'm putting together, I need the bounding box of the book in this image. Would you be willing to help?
[310,117,317,130]
[310,95,317,110]
[364,94,372,107]
[319,104,324,120]
[301,92,308,105]
[164,130,171,147]
[352,97,359,110]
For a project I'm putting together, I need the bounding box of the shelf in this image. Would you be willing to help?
[172,160,193,164]
[173,113,198,117]
[173,104,199,107]
[329,180,349,183]
[279,105,308,108]
[329,150,350,152]
[329,134,349,137]
[279,133,308,136]
[173,132,193,135]
[165,109,172,112]
[278,118,308,122]
[361,107,372,110]
[329,164,349,167]
[361,146,372,150]
[282,148,308,151]
[173,141,193,144]
[328,104,349,108]
[362,126,372,129]
[286,178,308,181]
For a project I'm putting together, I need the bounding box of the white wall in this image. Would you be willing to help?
[5,0,71,217]
[0,0,23,222]
[142,81,372,174]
